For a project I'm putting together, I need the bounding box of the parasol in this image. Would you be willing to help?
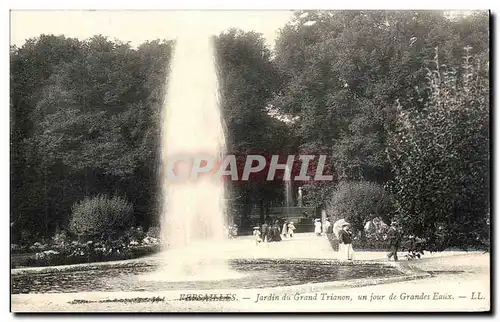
[333,218,350,238]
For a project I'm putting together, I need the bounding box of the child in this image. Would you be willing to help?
[253,226,262,245]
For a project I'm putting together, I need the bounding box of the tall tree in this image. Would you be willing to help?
[387,47,489,250]
[11,35,172,241]
[272,10,489,212]
[215,29,287,227]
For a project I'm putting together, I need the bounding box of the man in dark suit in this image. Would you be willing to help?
[387,222,402,261]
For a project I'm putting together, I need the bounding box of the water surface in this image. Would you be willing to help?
[11,259,402,294]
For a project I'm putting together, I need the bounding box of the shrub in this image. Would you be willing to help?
[123,226,146,245]
[11,244,22,253]
[146,226,161,239]
[69,195,134,240]
[16,229,37,247]
[142,236,160,245]
[29,241,49,252]
[326,181,393,234]
[51,230,71,248]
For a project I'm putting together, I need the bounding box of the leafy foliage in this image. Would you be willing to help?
[215,29,287,226]
[387,47,489,250]
[274,10,489,249]
[69,195,134,240]
[11,36,171,241]
[326,181,392,233]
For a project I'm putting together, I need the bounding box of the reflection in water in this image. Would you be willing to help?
[11,259,402,294]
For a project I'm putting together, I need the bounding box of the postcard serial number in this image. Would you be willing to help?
[179,294,237,301]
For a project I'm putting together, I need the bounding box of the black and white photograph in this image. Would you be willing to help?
[9,8,490,313]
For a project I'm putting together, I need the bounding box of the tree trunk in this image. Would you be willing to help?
[259,198,265,225]
[242,193,252,231]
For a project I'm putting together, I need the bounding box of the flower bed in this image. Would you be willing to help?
[12,243,161,268]
[11,227,162,268]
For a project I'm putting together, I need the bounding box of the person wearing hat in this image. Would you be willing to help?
[387,221,402,261]
[338,223,354,260]
[323,218,332,235]
[261,221,269,243]
[282,220,289,238]
[314,218,322,236]
[287,221,296,238]
[272,220,282,242]
[253,226,262,245]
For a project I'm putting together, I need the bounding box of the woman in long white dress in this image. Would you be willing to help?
[282,221,289,238]
[323,219,331,235]
[287,222,296,238]
[314,219,322,236]
[253,226,262,245]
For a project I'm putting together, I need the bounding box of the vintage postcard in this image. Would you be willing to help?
[10,9,490,313]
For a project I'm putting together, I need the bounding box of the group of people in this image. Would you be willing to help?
[374,220,425,261]
[252,219,296,245]
[332,219,407,262]
[249,215,416,262]
[281,220,296,238]
[223,224,238,239]
[363,217,389,240]
[313,218,332,236]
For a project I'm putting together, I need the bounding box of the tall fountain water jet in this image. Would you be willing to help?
[153,24,237,281]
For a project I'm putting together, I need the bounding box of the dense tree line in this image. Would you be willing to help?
[11,35,172,242]
[11,11,489,250]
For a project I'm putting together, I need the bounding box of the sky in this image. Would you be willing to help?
[10,10,295,48]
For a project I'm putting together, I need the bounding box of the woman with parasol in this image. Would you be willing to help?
[334,219,354,261]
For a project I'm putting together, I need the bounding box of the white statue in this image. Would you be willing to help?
[297,187,303,207]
